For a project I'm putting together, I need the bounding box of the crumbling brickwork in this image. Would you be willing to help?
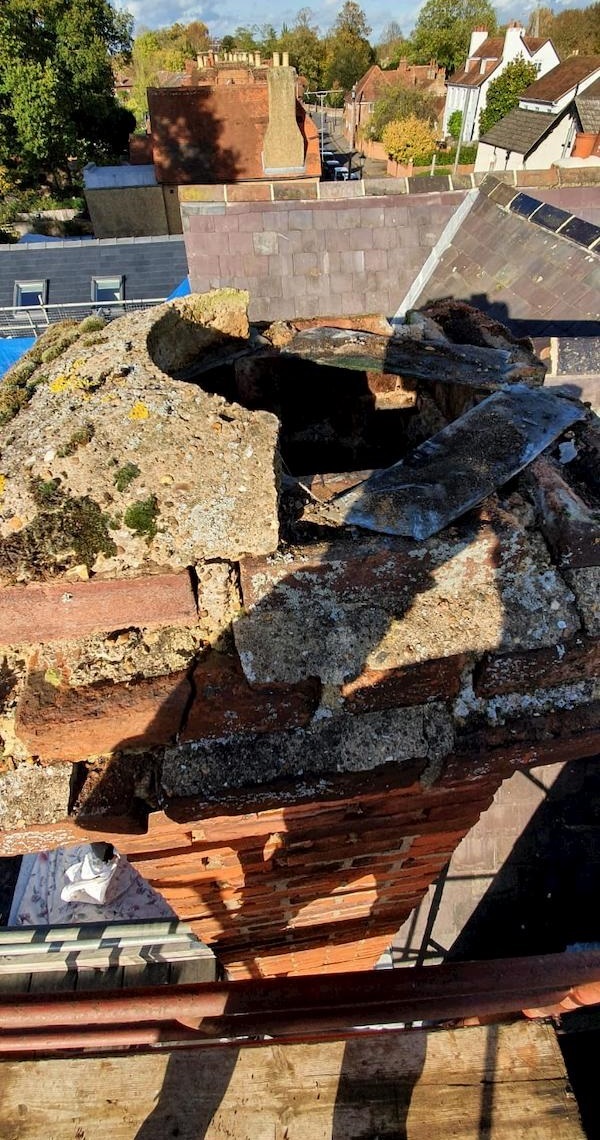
[0,291,598,977]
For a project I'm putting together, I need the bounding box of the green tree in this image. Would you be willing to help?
[366,86,438,140]
[448,109,462,139]
[325,0,374,93]
[382,114,436,162]
[0,0,134,187]
[409,0,498,72]
[479,57,539,135]
[278,9,325,92]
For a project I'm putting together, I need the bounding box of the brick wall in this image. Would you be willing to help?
[182,190,468,321]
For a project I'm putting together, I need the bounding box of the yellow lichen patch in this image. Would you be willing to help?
[0,475,5,497]
[129,401,150,421]
[43,667,62,688]
[49,360,91,396]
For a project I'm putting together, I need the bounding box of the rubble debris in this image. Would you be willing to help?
[324,386,585,541]
[283,325,545,392]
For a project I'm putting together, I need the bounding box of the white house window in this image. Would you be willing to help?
[92,276,124,303]
[14,280,48,307]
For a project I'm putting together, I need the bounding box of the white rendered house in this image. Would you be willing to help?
[475,56,600,172]
[443,23,559,142]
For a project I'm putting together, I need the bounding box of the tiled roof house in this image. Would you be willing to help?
[443,22,559,141]
[476,56,600,172]
[345,60,446,137]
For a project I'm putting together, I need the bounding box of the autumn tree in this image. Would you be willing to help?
[410,0,498,72]
[382,115,437,162]
[479,57,539,135]
[0,0,134,187]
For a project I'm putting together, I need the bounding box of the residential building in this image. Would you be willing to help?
[84,56,321,238]
[443,22,559,142]
[475,56,600,172]
[0,234,188,338]
[344,60,446,140]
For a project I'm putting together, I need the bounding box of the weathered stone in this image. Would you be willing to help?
[0,763,72,831]
[234,514,580,685]
[162,703,454,798]
[0,291,279,581]
[567,567,600,635]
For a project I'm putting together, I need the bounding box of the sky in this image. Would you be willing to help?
[112,0,584,45]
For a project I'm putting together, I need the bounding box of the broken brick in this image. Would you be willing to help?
[16,669,190,762]
[527,457,600,568]
[181,650,320,742]
[475,635,600,697]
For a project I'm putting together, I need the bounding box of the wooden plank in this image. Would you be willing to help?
[0,1021,584,1139]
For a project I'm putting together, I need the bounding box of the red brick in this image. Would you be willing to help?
[17,670,190,762]
[476,635,600,697]
[342,654,469,712]
[0,572,197,646]
[181,650,320,742]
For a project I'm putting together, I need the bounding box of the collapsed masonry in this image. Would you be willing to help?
[0,292,598,977]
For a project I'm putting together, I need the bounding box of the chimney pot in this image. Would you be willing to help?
[273,51,280,67]
[282,51,290,67]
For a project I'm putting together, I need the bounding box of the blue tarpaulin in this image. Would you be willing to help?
[0,337,36,378]
[167,277,191,300]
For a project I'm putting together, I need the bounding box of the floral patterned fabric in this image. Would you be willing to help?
[12,845,175,925]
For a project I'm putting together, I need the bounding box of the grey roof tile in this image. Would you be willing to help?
[481,108,560,155]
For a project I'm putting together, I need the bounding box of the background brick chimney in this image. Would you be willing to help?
[263,55,305,173]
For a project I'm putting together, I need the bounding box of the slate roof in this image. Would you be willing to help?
[576,77,600,132]
[522,56,600,103]
[449,34,550,87]
[450,61,496,88]
[480,106,560,154]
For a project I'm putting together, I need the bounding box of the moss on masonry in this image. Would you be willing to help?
[124,495,159,541]
[0,319,89,426]
[56,423,95,458]
[113,462,140,493]
[0,481,116,582]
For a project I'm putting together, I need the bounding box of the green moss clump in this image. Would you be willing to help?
[57,422,95,458]
[30,476,63,507]
[113,462,140,493]
[81,332,108,347]
[79,316,106,334]
[0,321,85,426]
[0,485,116,581]
[124,496,159,541]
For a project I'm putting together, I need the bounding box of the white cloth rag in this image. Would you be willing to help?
[60,850,121,905]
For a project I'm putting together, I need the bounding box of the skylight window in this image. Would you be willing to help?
[14,280,48,308]
[92,276,124,303]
